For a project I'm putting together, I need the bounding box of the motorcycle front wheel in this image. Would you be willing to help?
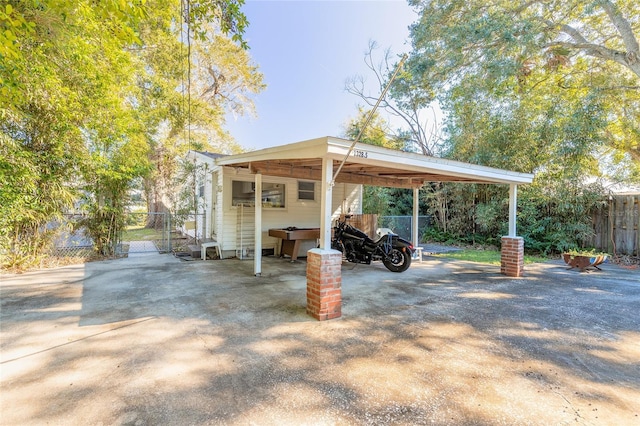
[382,248,411,272]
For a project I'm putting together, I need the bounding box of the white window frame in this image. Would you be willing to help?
[297,180,316,201]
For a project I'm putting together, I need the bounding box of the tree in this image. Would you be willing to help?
[346,41,444,156]
[406,0,640,165]
[342,107,424,216]
[342,105,409,151]
[383,0,639,253]
[138,18,265,224]
[1,0,148,265]
[0,0,256,269]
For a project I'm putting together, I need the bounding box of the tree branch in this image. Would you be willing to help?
[549,12,640,78]
[599,0,640,62]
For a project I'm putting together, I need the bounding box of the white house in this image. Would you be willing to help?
[186,148,363,261]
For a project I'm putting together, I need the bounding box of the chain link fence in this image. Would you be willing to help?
[377,215,432,243]
[48,214,94,259]
[116,212,169,255]
[168,212,207,254]
[46,212,206,261]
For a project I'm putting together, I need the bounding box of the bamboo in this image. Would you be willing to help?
[635,195,639,256]
[624,195,633,254]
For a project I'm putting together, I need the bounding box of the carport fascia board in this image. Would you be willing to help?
[214,136,331,165]
[215,136,534,186]
[323,138,534,185]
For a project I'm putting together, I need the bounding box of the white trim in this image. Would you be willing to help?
[413,187,419,246]
[508,184,517,237]
[254,173,262,276]
[320,158,333,250]
[213,137,534,185]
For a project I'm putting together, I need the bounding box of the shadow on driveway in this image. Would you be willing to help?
[1,255,639,425]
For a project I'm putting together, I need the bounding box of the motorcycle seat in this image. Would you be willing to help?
[373,233,397,244]
[376,228,394,237]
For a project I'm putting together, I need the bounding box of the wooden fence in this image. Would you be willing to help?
[591,194,639,256]
[339,214,378,239]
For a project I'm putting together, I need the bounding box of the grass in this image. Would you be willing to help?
[121,226,164,241]
[434,249,548,265]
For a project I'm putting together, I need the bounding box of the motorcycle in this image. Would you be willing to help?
[331,215,415,272]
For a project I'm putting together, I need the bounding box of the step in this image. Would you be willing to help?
[187,244,201,259]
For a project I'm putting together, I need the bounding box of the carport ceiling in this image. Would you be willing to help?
[216,137,534,189]
[244,159,483,188]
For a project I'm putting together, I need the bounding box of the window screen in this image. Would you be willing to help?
[298,181,315,201]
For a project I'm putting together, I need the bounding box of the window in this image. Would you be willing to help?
[298,181,315,201]
[232,180,285,208]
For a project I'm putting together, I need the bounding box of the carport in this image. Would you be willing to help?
[215,136,534,319]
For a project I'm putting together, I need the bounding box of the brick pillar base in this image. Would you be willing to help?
[306,248,342,320]
[501,236,524,277]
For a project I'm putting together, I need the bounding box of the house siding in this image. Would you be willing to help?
[191,154,362,258]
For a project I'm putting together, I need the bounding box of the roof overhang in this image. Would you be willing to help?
[212,136,534,188]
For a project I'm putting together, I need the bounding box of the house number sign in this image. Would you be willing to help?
[352,149,368,158]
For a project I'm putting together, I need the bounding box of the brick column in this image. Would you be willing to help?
[306,248,342,320]
[501,236,524,277]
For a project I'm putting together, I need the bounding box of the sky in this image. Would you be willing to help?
[225,0,418,151]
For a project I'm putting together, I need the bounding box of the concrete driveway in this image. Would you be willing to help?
[1,254,639,425]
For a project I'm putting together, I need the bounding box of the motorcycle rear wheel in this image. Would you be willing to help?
[382,248,411,272]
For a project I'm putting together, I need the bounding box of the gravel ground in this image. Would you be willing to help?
[1,254,639,425]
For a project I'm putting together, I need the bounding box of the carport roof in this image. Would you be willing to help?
[213,136,534,189]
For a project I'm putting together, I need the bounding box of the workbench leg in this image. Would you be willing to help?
[291,240,301,261]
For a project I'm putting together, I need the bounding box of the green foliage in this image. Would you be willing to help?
[393,0,639,254]
[139,11,263,218]
[81,207,122,257]
[1,0,256,270]
[0,105,83,269]
[343,106,409,150]
[565,248,607,257]
[187,0,249,49]
[407,0,640,168]
[362,186,391,215]
[421,179,606,255]
[421,227,458,245]
[517,178,606,254]
[421,183,504,247]
[81,130,152,255]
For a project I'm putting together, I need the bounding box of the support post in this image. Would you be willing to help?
[306,249,342,320]
[254,173,262,276]
[508,184,517,237]
[320,157,333,250]
[502,184,524,277]
[501,236,524,277]
[412,187,419,246]
[307,157,342,320]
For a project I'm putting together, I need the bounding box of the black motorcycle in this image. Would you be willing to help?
[331,215,415,272]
